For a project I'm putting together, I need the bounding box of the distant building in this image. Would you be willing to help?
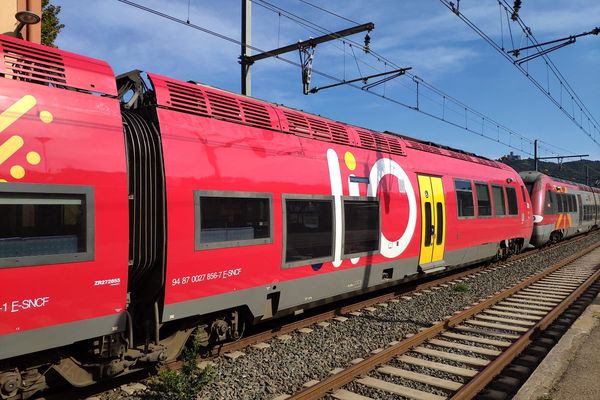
[1,0,41,44]
[499,151,521,161]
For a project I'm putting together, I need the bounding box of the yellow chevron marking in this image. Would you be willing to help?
[0,135,24,165]
[0,95,36,133]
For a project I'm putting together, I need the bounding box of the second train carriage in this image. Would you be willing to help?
[521,171,600,246]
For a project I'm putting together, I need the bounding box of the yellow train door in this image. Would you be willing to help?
[418,175,446,268]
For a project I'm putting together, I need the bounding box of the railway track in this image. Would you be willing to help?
[287,240,600,400]
[208,234,592,359]
[43,233,599,400]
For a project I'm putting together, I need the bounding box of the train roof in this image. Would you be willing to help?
[152,73,507,170]
[0,34,509,172]
[520,170,600,193]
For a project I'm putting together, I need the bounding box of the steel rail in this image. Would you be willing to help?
[287,239,600,400]
[452,253,600,398]
[212,241,560,357]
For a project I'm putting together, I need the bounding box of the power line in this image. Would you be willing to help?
[439,0,600,149]
[289,0,577,159]
[298,0,360,25]
[255,0,541,155]
[116,0,559,157]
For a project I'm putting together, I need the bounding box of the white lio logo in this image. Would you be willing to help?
[326,149,417,267]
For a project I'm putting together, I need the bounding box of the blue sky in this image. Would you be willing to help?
[53,0,600,161]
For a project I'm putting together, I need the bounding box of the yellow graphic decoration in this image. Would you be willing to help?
[344,151,356,171]
[0,95,46,182]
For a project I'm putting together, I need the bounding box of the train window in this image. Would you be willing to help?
[545,191,556,214]
[283,196,334,267]
[475,183,492,217]
[454,179,474,218]
[557,193,564,213]
[436,202,444,245]
[424,202,432,246]
[0,184,94,268]
[553,193,560,213]
[343,198,380,257]
[492,185,506,216]
[195,191,272,250]
[506,187,519,215]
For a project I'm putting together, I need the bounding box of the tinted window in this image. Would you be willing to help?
[475,183,492,216]
[556,192,563,213]
[0,194,86,258]
[454,179,474,217]
[424,202,432,246]
[546,190,562,214]
[492,186,506,216]
[197,194,271,248]
[436,202,444,245]
[285,198,333,264]
[343,199,379,255]
[506,187,519,215]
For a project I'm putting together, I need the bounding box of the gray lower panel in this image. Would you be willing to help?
[163,244,499,323]
[531,225,554,247]
[0,313,125,361]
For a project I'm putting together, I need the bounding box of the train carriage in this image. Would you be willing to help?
[0,35,533,398]
[521,171,599,246]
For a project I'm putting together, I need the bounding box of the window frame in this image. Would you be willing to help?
[0,183,95,268]
[194,190,274,251]
[491,184,507,217]
[341,196,381,259]
[282,194,335,269]
[474,181,493,218]
[544,190,555,214]
[505,186,519,216]
[454,179,475,219]
[520,185,527,203]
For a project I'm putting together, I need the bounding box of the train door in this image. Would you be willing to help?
[417,175,446,269]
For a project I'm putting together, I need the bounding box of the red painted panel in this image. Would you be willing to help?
[151,74,533,308]
[0,36,117,96]
[0,77,128,335]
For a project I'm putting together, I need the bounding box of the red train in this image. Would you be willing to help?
[0,36,535,398]
[521,171,600,246]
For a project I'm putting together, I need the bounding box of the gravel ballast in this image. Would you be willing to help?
[112,232,600,400]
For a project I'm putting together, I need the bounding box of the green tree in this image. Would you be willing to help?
[41,0,64,47]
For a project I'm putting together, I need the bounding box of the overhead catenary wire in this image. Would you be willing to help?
[438,0,600,150]
[262,0,579,159]
[255,0,542,156]
[116,0,569,158]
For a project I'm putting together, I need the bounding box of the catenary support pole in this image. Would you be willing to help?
[241,0,251,95]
